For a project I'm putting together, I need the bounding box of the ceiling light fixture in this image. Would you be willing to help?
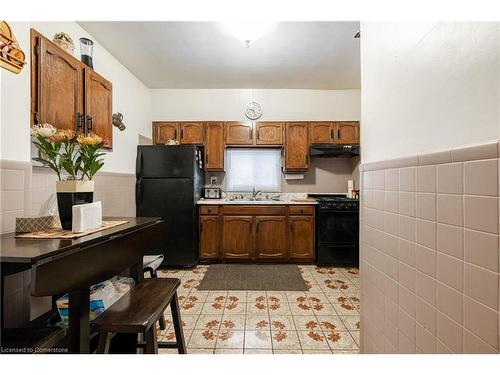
[219,21,276,48]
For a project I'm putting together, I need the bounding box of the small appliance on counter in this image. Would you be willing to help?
[203,177,222,199]
[309,194,359,267]
[203,186,222,199]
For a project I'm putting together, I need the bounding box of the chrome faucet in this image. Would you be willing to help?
[251,187,262,201]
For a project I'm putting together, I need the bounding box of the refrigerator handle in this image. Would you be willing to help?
[136,178,143,209]
[136,149,143,178]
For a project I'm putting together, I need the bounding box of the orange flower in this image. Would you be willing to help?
[50,129,75,143]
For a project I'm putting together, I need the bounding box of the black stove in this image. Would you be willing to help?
[309,194,359,266]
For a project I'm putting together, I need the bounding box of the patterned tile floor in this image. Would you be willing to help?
[156,265,360,354]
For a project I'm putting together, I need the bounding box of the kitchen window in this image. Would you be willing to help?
[226,149,281,192]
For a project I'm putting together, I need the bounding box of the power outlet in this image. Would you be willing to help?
[210,176,218,185]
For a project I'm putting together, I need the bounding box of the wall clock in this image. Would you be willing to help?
[245,101,262,120]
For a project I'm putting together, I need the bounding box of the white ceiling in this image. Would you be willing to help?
[78,21,360,89]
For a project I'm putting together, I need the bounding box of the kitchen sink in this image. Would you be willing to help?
[225,197,283,202]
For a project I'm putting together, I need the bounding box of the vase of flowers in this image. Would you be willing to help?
[31,124,105,230]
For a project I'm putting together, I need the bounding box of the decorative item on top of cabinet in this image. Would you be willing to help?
[79,37,94,69]
[180,122,204,144]
[225,121,253,145]
[85,68,113,149]
[205,122,225,171]
[52,32,74,55]
[256,122,284,145]
[284,122,309,171]
[0,21,26,74]
[334,121,360,145]
[310,122,334,144]
[152,121,179,144]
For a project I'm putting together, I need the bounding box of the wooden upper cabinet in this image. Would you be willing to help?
[256,122,284,145]
[85,69,113,149]
[255,216,286,260]
[31,29,113,149]
[205,122,225,171]
[152,122,179,144]
[222,216,254,259]
[32,33,84,132]
[180,122,204,144]
[284,122,309,171]
[335,121,360,145]
[288,216,314,261]
[200,215,221,260]
[310,122,334,144]
[225,122,254,145]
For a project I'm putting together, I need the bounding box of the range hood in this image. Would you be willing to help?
[309,144,360,158]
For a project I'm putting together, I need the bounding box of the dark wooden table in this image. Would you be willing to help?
[0,217,164,353]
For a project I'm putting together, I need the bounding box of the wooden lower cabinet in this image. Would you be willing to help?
[255,216,287,260]
[199,215,221,259]
[200,205,314,262]
[222,216,254,259]
[288,216,315,261]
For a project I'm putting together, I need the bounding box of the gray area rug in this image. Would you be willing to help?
[197,264,308,291]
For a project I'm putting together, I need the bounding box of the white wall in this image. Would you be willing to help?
[360,22,500,163]
[151,89,360,121]
[0,22,152,174]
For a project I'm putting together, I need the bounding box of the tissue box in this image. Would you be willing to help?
[56,277,134,326]
[15,215,61,233]
[72,201,102,233]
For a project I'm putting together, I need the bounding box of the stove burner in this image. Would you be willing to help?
[309,194,359,211]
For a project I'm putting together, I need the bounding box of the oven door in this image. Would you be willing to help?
[317,209,359,244]
[316,244,359,266]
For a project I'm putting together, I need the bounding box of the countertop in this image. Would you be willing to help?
[197,198,318,205]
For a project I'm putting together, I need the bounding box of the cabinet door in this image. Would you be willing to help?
[284,122,309,171]
[180,122,204,144]
[222,216,254,259]
[85,68,113,149]
[310,122,334,144]
[256,122,284,145]
[200,215,221,259]
[335,121,360,145]
[225,122,254,145]
[289,216,314,261]
[153,122,179,144]
[255,216,287,260]
[35,36,84,132]
[205,122,225,171]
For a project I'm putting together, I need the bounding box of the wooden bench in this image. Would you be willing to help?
[92,278,186,354]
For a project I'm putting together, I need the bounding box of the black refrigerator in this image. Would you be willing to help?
[136,145,204,267]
